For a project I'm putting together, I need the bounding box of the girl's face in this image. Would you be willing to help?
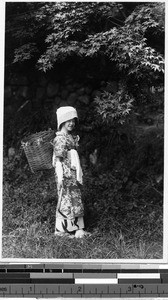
[63,118,75,132]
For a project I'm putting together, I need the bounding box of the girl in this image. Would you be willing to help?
[52,106,89,238]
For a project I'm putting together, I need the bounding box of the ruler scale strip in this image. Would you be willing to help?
[0,264,168,297]
[1,284,168,297]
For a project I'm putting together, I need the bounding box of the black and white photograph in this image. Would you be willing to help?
[2,1,166,260]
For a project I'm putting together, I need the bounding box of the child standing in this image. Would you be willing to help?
[52,106,89,238]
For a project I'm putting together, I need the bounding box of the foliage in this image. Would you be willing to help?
[13,43,39,64]
[5,2,45,66]
[94,86,134,125]
[107,29,164,81]
[83,165,162,240]
[125,3,165,38]
[133,125,164,177]
[6,2,164,85]
[35,2,164,86]
[3,150,163,259]
[81,121,163,247]
[3,105,54,151]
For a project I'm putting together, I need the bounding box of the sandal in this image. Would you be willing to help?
[75,230,91,238]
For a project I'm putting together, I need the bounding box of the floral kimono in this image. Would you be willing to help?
[53,131,84,233]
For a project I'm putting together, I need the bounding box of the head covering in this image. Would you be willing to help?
[56,106,78,130]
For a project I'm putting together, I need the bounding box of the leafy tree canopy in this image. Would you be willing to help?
[6,2,164,84]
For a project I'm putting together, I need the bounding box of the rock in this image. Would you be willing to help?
[76,87,85,96]
[65,78,72,85]
[156,174,163,184]
[47,83,59,97]
[67,93,77,105]
[72,83,81,89]
[18,86,29,98]
[38,75,48,87]
[54,96,61,105]
[66,84,74,92]
[78,95,90,105]
[100,81,106,86]
[45,98,53,104]
[59,100,68,107]
[157,86,164,93]
[5,105,13,115]
[10,75,28,85]
[89,149,98,165]
[8,147,15,160]
[51,110,57,126]
[36,87,45,100]
[4,86,12,99]
[61,89,69,100]
[85,86,92,95]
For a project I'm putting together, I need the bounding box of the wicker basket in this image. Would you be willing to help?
[21,129,55,172]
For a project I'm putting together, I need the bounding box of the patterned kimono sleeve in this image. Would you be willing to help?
[53,134,67,158]
[52,134,67,169]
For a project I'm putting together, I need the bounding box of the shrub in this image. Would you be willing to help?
[95,88,134,126]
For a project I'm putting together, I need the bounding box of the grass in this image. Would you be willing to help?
[2,226,162,259]
[2,161,163,259]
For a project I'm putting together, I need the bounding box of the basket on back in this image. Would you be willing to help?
[21,129,55,172]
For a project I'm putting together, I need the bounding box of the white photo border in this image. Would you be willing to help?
[0,0,167,264]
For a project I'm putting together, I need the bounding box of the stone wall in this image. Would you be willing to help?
[3,71,119,160]
[4,71,164,128]
[4,72,118,127]
[4,71,164,164]
[4,70,164,132]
